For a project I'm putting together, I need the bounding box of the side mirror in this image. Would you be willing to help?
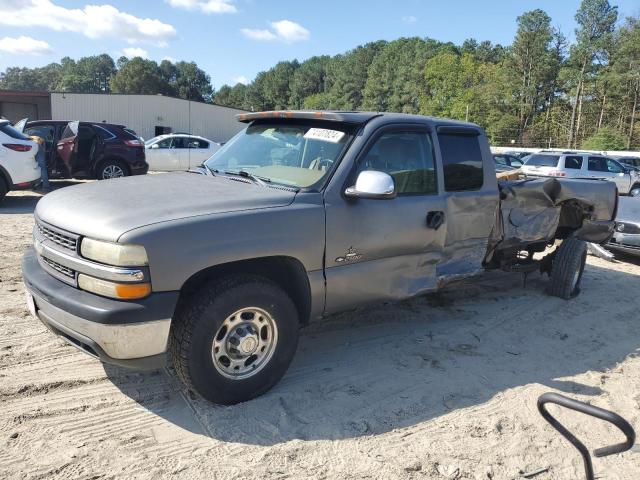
[345,170,396,199]
[150,144,159,149]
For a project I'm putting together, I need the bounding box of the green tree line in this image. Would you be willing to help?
[0,54,213,102]
[1,0,638,149]
[215,0,639,150]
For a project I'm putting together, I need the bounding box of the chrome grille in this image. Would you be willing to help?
[37,222,77,251]
[42,256,76,279]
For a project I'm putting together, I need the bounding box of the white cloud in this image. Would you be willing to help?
[0,35,52,55]
[241,20,309,43]
[241,28,277,41]
[0,0,176,46]
[271,20,309,42]
[233,75,249,84]
[122,47,149,59]
[402,15,418,23]
[166,0,236,14]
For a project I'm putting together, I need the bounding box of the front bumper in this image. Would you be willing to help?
[22,248,179,370]
[607,231,640,257]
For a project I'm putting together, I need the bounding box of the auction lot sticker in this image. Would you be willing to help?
[304,128,345,143]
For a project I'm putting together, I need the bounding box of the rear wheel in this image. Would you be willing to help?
[548,237,587,300]
[169,275,299,405]
[96,159,128,180]
[0,177,7,204]
[630,184,640,197]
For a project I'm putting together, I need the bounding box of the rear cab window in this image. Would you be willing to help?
[437,132,484,191]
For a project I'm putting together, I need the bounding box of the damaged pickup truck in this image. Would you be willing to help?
[22,111,617,404]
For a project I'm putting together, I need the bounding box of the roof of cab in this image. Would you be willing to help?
[236,110,381,124]
[235,110,482,131]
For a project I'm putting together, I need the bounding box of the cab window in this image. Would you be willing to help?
[564,156,583,170]
[172,137,188,149]
[438,133,484,191]
[156,138,173,149]
[588,157,608,172]
[357,131,437,195]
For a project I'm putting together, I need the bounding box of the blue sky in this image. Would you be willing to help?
[1,0,639,89]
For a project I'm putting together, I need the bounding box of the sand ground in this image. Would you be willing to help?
[1,185,639,479]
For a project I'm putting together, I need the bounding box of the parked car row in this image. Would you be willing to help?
[1,117,225,205]
[493,150,640,196]
[0,119,40,203]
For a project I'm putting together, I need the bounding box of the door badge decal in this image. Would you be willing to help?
[335,246,363,263]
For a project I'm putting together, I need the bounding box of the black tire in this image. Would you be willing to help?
[548,237,587,300]
[169,275,299,405]
[0,177,7,204]
[96,159,128,180]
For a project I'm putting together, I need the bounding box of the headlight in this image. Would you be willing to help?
[81,238,148,266]
[78,274,151,300]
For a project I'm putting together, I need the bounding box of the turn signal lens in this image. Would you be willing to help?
[78,274,151,300]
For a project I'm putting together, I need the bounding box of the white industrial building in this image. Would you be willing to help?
[0,90,247,143]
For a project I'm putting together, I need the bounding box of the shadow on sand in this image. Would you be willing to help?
[105,261,640,446]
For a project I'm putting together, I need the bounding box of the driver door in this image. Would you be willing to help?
[323,128,447,314]
[56,121,79,174]
[147,137,178,171]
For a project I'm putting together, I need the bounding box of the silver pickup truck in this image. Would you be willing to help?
[22,111,617,404]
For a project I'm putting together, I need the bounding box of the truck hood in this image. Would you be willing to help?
[35,172,297,242]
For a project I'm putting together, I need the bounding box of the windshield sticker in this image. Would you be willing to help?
[304,128,345,143]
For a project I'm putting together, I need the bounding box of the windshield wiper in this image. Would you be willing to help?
[220,169,271,186]
[198,163,216,176]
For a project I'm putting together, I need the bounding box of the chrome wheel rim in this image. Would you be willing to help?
[102,164,124,179]
[212,307,278,379]
[630,187,640,197]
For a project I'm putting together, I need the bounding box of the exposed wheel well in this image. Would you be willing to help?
[174,256,312,325]
[555,200,594,239]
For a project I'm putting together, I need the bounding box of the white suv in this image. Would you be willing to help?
[521,151,640,196]
[144,133,221,171]
[0,120,40,204]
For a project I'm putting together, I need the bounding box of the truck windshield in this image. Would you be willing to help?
[205,122,352,188]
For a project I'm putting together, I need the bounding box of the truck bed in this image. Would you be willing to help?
[485,177,617,265]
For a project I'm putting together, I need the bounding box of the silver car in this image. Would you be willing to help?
[521,151,640,196]
[607,197,640,257]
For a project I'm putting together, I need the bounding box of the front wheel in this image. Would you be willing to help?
[548,237,587,300]
[169,275,299,404]
[96,159,128,180]
[630,185,640,197]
